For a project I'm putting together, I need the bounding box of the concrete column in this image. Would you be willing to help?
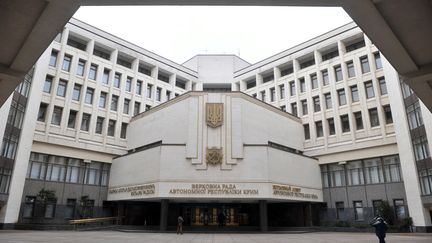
[160,199,169,231]
[304,203,313,226]
[259,200,268,232]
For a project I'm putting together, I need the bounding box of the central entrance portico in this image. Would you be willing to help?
[108,92,324,231]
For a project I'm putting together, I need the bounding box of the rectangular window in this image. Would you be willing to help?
[364,158,384,183]
[62,54,72,72]
[324,93,332,109]
[419,170,432,195]
[407,102,423,129]
[315,121,323,137]
[51,106,63,125]
[166,90,171,100]
[107,119,116,136]
[280,105,286,111]
[270,88,275,102]
[76,59,86,76]
[289,81,296,96]
[299,78,306,93]
[158,72,170,83]
[176,78,187,89]
[110,95,118,111]
[134,102,140,116]
[383,105,393,124]
[341,114,350,133]
[394,199,406,219]
[125,77,132,92]
[301,99,308,116]
[328,118,335,135]
[313,96,320,112]
[310,73,318,89]
[334,65,343,81]
[354,111,364,130]
[378,77,387,95]
[337,89,346,106]
[329,164,345,187]
[279,85,285,99]
[88,64,97,80]
[373,200,383,217]
[304,124,310,140]
[260,90,266,101]
[23,196,36,218]
[99,92,107,108]
[321,165,329,188]
[369,108,380,127]
[321,69,329,86]
[262,73,274,83]
[246,79,256,89]
[156,87,162,101]
[72,84,81,101]
[80,113,91,131]
[46,156,66,182]
[335,202,344,220]
[374,52,382,69]
[360,56,370,73]
[291,103,297,117]
[37,103,48,122]
[346,61,355,78]
[95,117,104,134]
[347,160,364,185]
[364,81,375,99]
[102,68,110,85]
[49,50,58,67]
[354,201,364,220]
[43,75,53,93]
[147,84,153,98]
[57,79,67,97]
[383,155,401,182]
[113,73,121,88]
[413,136,430,161]
[67,110,77,129]
[65,199,76,219]
[120,123,127,139]
[123,99,130,114]
[136,80,143,95]
[84,88,94,104]
[350,85,359,102]
[280,66,293,77]
[145,104,151,111]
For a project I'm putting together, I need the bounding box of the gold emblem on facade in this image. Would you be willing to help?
[206,103,223,128]
[206,147,223,165]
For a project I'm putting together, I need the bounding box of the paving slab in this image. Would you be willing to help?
[0,230,431,243]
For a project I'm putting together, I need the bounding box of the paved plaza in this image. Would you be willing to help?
[0,231,431,243]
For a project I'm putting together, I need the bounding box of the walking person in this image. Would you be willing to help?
[371,216,388,243]
[177,215,184,235]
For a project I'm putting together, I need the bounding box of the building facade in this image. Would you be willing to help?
[0,18,431,231]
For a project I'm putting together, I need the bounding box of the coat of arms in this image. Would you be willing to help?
[206,147,223,165]
[206,103,223,128]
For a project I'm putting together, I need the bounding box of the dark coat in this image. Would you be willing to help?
[373,221,388,237]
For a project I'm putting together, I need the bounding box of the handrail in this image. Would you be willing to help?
[69,216,124,227]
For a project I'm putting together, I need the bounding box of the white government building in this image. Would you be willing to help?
[0,18,431,232]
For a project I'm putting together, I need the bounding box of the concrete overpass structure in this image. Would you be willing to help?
[1,0,432,110]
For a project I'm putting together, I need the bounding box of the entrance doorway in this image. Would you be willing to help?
[168,203,259,228]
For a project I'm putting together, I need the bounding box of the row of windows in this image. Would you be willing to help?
[23,196,96,219]
[49,49,188,90]
[334,199,406,221]
[37,103,129,139]
[245,52,382,90]
[303,105,392,139]
[280,77,387,116]
[321,155,402,187]
[27,153,110,186]
[43,74,177,103]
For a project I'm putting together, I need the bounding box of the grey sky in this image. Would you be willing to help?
[73,6,352,64]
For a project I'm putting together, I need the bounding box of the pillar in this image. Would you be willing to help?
[160,199,169,231]
[259,200,268,232]
[304,203,313,226]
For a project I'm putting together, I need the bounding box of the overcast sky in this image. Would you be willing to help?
[73,6,352,64]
